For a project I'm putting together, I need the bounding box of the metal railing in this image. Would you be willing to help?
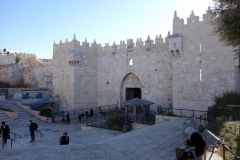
[35,130,44,138]
[88,121,124,131]
[221,143,240,160]
[164,107,240,160]
[127,115,155,125]
[52,104,117,119]
[9,132,21,139]
[162,107,208,118]
[0,135,15,149]
[199,113,208,124]
[80,111,121,125]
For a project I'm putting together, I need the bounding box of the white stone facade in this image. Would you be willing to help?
[0,9,239,112]
[51,9,238,111]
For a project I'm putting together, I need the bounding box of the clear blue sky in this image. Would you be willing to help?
[0,0,213,59]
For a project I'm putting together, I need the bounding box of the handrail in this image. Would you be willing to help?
[0,135,15,149]
[35,130,44,138]
[199,113,208,124]
[161,107,208,118]
[9,132,21,139]
[221,143,240,160]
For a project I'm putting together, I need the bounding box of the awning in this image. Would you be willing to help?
[122,98,154,106]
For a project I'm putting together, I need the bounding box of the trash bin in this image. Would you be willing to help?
[123,122,131,133]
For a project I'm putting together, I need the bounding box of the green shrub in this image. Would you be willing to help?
[209,91,240,121]
[15,56,21,64]
[157,105,166,115]
[106,113,124,124]
[40,108,52,116]
[207,121,240,160]
[213,91,240,106]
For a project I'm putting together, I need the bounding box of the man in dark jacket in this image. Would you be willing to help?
[0,121,10,144]
[66,112,70,124]
[183,127,206,159]
[59,132,69,145]
[28,120,36,142]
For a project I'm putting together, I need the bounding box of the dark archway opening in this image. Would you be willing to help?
[125,88,141,100]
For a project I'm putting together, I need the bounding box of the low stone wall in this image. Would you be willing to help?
[131,123,149,131]
[155,115,178,124]
[5,110,17,119]
[14,102,52,123]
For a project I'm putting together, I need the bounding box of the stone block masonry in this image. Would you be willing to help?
[0,7,239,114]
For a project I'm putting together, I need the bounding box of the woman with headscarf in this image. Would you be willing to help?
[183,127,206,159]
[59,132,69,145]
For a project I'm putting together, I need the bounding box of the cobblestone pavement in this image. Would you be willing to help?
[0,118,223,160]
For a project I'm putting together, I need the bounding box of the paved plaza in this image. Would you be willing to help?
[0,118,223,160]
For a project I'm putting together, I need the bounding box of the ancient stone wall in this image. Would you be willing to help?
[97,38,172,109]
[171,10,235,112]
[0,65,24,87]
[0,8,238,113]
[52,37,98,110]
[23,65,53,90]
[0,65,12,84]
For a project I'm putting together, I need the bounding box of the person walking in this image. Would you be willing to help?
[66,112,70,124]
[28,120,37,142]
[90,109,93,116]
[77,113,81,123]
[62,114,66,123]
[0,121,10,144]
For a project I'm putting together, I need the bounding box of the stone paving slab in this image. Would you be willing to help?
[0,118,223,160]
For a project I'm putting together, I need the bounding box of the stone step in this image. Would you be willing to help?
[0,100,40,123]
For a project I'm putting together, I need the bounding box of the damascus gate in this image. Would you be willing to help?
[0,8,240,113]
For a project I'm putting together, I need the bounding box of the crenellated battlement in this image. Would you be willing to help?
[0,7,237,113]
[173,6,212,34]
[53,32,171,55]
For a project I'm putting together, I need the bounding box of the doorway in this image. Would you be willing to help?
[125,88,141,100]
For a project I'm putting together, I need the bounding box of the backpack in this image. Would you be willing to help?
[33,122,38,130]
[60,136,69,145]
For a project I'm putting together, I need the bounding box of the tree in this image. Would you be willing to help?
[25,57,41,66]
[15,55,21,64]
[210,0,240,57]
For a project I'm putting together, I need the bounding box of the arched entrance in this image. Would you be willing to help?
[120,73,142,101]
[120,73,142,122]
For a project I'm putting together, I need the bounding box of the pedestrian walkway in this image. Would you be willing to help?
[0,118,223,160]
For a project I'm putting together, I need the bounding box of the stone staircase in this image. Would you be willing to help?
[0,110,16,124]
[0,100,39,123]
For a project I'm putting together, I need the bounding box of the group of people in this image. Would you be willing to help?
[77,109,94,123]
[1,117,207,159]
[61,112,70,124]
[0,120,38,144]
